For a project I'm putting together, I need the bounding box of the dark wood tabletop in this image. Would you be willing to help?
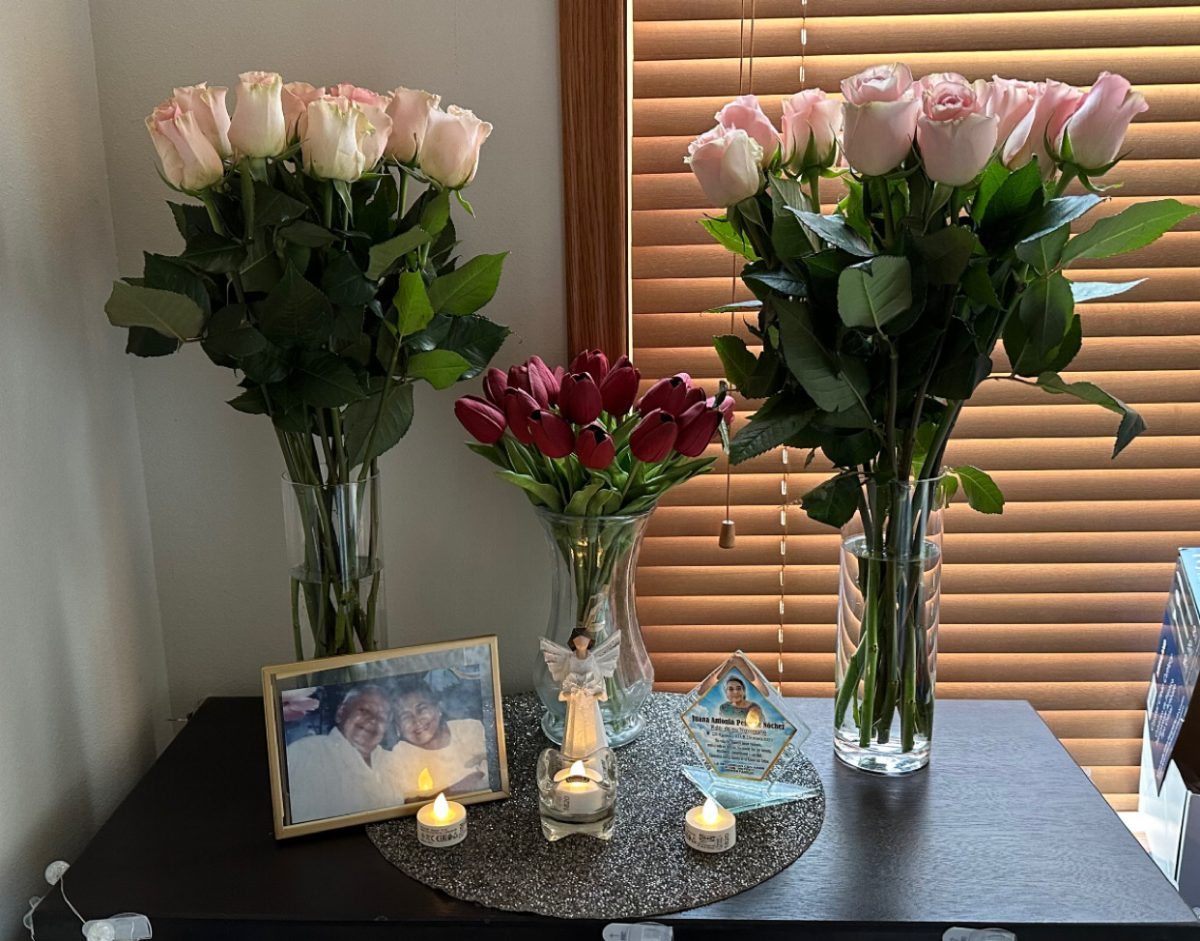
[32,695,1200,940]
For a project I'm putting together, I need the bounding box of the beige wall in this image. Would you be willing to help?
[87,0,566,713]
[0,0,170,934]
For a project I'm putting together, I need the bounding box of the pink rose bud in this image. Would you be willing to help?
[528,409,575,459]
[171,83,232,159]
[716,95,781,168]
[508,362,552,408]
[630,409,679,463]
[599,357,641,417]
[1002,79,1083,177]
[1062,72,1148,172]
[575,424,616,470]
[228,70,288,158]
[979,77,1038,148]
[840,63,922,176]
[708,394,735,426]
[145,96,226,192]
[385,87,441,164]
[301,96,379,181]
[482,367,508,406]
[916,77,999,186]
[503,388,539,444]
[527,355,560,406]
[781,89,843,174]
[454,395,506,444]
[282,82,323,142]
[685,125,763,208]
[420,105,492,189]
[558,373,604,425]
[326,84,393,168]
[569,349,610,384]
[675,404,723,458]
[637,373,692,418]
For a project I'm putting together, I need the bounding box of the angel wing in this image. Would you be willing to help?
[591,632,622,679]
[540,637,573,684]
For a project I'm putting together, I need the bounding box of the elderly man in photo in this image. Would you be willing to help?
[285,685,399,823]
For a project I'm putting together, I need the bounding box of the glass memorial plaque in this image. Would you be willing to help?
[680,651,818,813]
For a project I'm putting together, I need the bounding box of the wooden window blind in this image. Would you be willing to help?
[629,0,1200,811]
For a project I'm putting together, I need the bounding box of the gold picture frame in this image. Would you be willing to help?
[262,634,509,839]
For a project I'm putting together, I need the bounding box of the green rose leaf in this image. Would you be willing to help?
[366,227,432,280]
[800,472,861,528]
[393,270,436,337]
[774,296,867,413]
[277,220,338,247]
[256,264,333,346]
[253,183,309,228]
[125,327,180,357]
[912,226,978,285]
[408,349,471,389]
[105,281,206,341]
[295,351,365,408]
[428,252,508,316]
[180,232,246,274]
[728,396,812,464]
[790,209,873,257]
[950,465,1004,514]
[1003,273,1074,377]
[1061,198,1200,264]
[699,217,758,261]
[1015,224,1071,274]
[345,381,415,467]
[1018,194,1103,246]
[713,335,757,391]
[836,255,912,331]
[322,250,376,307]
[1036,371,1146,457]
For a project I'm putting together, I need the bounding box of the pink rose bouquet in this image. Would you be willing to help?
[456,351,731,515]
[686,65,1196,767]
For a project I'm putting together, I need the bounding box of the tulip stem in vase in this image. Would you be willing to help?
[104,72,510,660]
[687,67,1197,772]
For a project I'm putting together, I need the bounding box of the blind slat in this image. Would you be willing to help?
[634,0,1193,20]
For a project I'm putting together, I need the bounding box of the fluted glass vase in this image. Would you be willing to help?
[282,473,386,660]
[834,475,946,774]
[533,507,655,748]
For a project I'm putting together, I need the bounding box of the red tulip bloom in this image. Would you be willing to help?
[637,373,692,417]
[630,409,679,463]
[528,355,561,406]
[508,363,552,408]
[558,373,604,425]
[683,386,706,409]
[454,396,506,445]
[599,357,640,417]
[569,349,609,384]
[675,404,723,457]
[575,424,616,470]
[503,387,539,444]
[528,409,575,459]
[482,367,508,406]
[709,393,735,426]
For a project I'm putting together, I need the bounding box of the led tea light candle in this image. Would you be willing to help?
[550,759,606,815]
[416,792,467,848]
[684,797,736,853]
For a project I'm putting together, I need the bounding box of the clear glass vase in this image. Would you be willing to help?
[533,507,655,748]
[282,473,386,660]
[834,475,946,774]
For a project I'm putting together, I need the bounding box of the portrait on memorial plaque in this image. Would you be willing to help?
[262,635,509,839]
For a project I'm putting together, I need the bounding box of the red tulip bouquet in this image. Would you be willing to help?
[688,65,1198,770]
[456,350,731,744]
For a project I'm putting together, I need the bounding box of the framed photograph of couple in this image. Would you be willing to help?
[262,635,509,839]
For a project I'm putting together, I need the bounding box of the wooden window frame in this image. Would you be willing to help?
[559,0,632,358]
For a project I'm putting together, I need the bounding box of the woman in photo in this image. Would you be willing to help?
[385,676,488,799]
[717,674,765,727]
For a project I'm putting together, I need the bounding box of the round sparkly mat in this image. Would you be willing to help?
[366,691,825,919]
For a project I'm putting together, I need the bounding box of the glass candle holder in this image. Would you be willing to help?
[537,747,617,841]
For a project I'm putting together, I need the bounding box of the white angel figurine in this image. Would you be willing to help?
[541,628,622,759]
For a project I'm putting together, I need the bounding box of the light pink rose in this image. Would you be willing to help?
[840,64,921,176]
[282,82,322,142]
[916,78,999,185]
[1001,79,1083,177]
[145,97,225,191]
[326,84,393,167]
[716,95,780,168]
[1062,72,1148,171]
[917,72,969,96]
[384,87,441,164]
[685,124,763,207]
[781,89,842,173]
[301,96,374,181]
[978,76,1038,147]
[228,70,288,158]
[420,105,492,188]
[170,83,231,158]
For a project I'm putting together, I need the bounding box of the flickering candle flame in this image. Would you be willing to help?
[432,792,450,822]
[415,790,467,847]
[417,767,434,793]
[701,797,720,826]
[568,760,587,779]
[746,710,762,729]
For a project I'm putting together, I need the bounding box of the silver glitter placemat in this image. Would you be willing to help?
[366,691,825,919]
